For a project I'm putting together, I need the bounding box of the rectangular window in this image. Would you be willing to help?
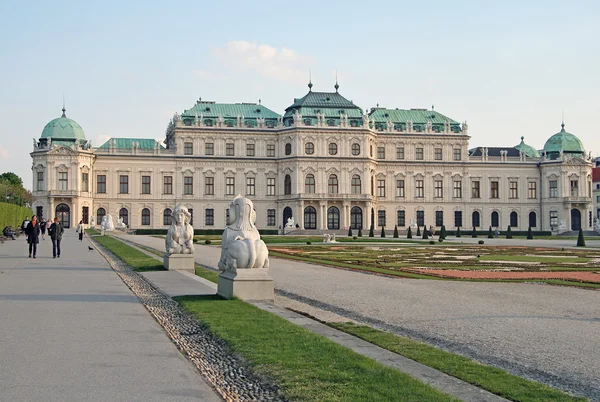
[509,181,518,199]
[267,209,276,226]
[205,177,214,195]
[267,144,275,157]
[397,210,405,226]
[453,181,462,198]
[377,146,385,159]
[549,180,558,198]
[396,180,405,197]
[453,148,462,161]
[81,173,89,192]
[184,176,193,195]
[415,180,424,198]
[415,147,424,160]
[163,176,173,194]
[226,177,235,195]
[205,209,214,226]
[205,142,214,155]
[416,210,424,227]
[527,181,537,199]
[267,178,275,196]
[396,147,405,160]
[246,144,255,156]
[97,175,106,193]
[119,175,129,194]
[377,179,386,197]
[226,143,235,156]
[58,172,68,191]
[141,175,151,194]
[490,181,499,199]
[434,148,442,160]
[471,180,480,198]
[378,210,386,227]
[434,180,443,198]
[435,211,444,227]
[454,211,463,228]
[246,177,255,195]
[570,180,578,196]
[184,142,193,155]
[550,211,558,227]
[37,171,44,191]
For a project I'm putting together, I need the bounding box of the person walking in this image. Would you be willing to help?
[21,216,30,243]
[25,215,41,258]
[48,217,64,259]
[40,218,47,240]
[76,219,85,241]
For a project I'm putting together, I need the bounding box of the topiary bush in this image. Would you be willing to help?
[380,226,386,238]
[204,239,212,245]
[407,226,412,239]
[369,225,374,237]
[306,240,312,245]
[348,226,353,237]
[422,227,429,239]
[456,226,461,237]
[506,226,512,239]
[439,225,446,240]
[429,240,435,245]
[488,226,493,238]
[478,240,484,244]
[577,228,586,247]
[358,228,363,237]
[416,226,421,237]
[472,227,477,238]
[393,225,399,238]
[438,238,444,242]
[353,236,357,240]
[527,226,533,240]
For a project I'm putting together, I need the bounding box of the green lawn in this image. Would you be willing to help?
[330,323,587,402]
[176,295,457,402]
[93,235,165,272]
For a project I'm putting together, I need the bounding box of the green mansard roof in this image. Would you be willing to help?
[182,101,281,121]
[369,107,460,125]
[98,138,165,150]
[283,90,363,119]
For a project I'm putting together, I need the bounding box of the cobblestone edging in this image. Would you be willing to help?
[89,235,285,402]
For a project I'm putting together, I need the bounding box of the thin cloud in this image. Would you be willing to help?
[0,145,9,158]
[192,69,213,78]
[213,41,314,83]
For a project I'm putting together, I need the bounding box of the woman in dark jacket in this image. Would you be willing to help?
[26,215,41,258]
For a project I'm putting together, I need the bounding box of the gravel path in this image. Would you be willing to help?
[121,234,600,401]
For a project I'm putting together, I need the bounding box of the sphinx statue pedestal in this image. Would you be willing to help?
[218,268,274,301]
[164,253,195,272]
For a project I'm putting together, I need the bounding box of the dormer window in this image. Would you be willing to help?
[205,107,211,112]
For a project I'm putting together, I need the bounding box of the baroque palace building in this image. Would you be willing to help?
[31,83,594,233]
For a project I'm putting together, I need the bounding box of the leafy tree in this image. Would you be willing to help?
[393,225,399,238]
[0,172,23,187]
[577,228,586,247]
[506,226,513,239]
[407,226,412,239]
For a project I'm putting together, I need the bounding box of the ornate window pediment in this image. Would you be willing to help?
[203,169,215,176]
[433,174,443,180]
[414,173,424,179]
[245,170,257,177]
[56,164,68,172]
[282,167,293,174]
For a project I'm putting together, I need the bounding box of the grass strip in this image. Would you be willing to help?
[176,295,458,402]
[479,255,591,263]
[93,235,165,272]
[329,323,587,402]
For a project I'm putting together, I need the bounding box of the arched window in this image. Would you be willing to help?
[305,174,315,193]
[285,143,292,155]
[141,208,151,226]
[529,211,537,228]
[351,175,361,194]
[97,208,106,225]
[351,206,363,229]
[491,211,499,227]
[305,142,314,155]
[352,143,360,156]
[472,211,480,227]
[119,208,129,226]
[327,206,340,230]
[304,206,317,230]
[284,174,292,195]
[510,211,518,228]
[163,208,172,226]
[328,143,338,155]
[328,175,338,193]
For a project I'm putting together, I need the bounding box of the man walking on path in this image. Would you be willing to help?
[21,216,30,243]
[25,215,40,258]
[48,216,64,258]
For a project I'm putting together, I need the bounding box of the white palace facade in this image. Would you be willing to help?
[31,84,594,234]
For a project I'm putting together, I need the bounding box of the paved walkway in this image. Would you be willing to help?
[118,233,600,401]
[0,231,220,402]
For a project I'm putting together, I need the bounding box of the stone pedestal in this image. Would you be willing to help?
[217,268,274,301]
[163,253,195,272]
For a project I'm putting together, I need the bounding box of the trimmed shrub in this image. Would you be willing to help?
[429,240,435,245]
[439,225,446,240]
[353,236,357,240]
[416,226,421,236]
[488,226,493,238]
[358,228,363,237]
[348,226,353,237]
[506,226,513,239]
[577,228,586,247]
[306,241,312,245]
[380,226,386,238]
[422,227,429,239]
[407,226,412,239]
[369,225,374,237]
[456,226,461,237]
[438,238,444,242]
[527,226,533,240]
[204,239,211,245]
[472,227,477,238]
[478,240,485,244]
[0,202,33,231]
[393,225,399,238]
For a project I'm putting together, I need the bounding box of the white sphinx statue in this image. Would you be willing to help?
[165,204,194,255]
[101,214,115,232]
[557,219,568,234]
[285,217,295,228]
[218,195,269,272]
[115,217,127,229]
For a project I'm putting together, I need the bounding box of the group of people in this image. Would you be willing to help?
[21,215,65,258]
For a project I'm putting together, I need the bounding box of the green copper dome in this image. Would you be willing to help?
[543,124,584,156]
[41,108,86,141]
[514,136,540,158]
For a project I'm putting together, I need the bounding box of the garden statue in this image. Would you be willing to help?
[165,204,194,255]
[90,217,95,227]
[115,217,127,229]
[285,217,295,228]
[101,215,115,232]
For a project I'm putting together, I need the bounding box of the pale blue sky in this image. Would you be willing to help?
[1,0,598,189]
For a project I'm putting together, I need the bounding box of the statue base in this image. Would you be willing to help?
[217,268,274,301]
[163,253,195,272]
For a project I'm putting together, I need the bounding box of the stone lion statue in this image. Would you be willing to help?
[165,204,194,255]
